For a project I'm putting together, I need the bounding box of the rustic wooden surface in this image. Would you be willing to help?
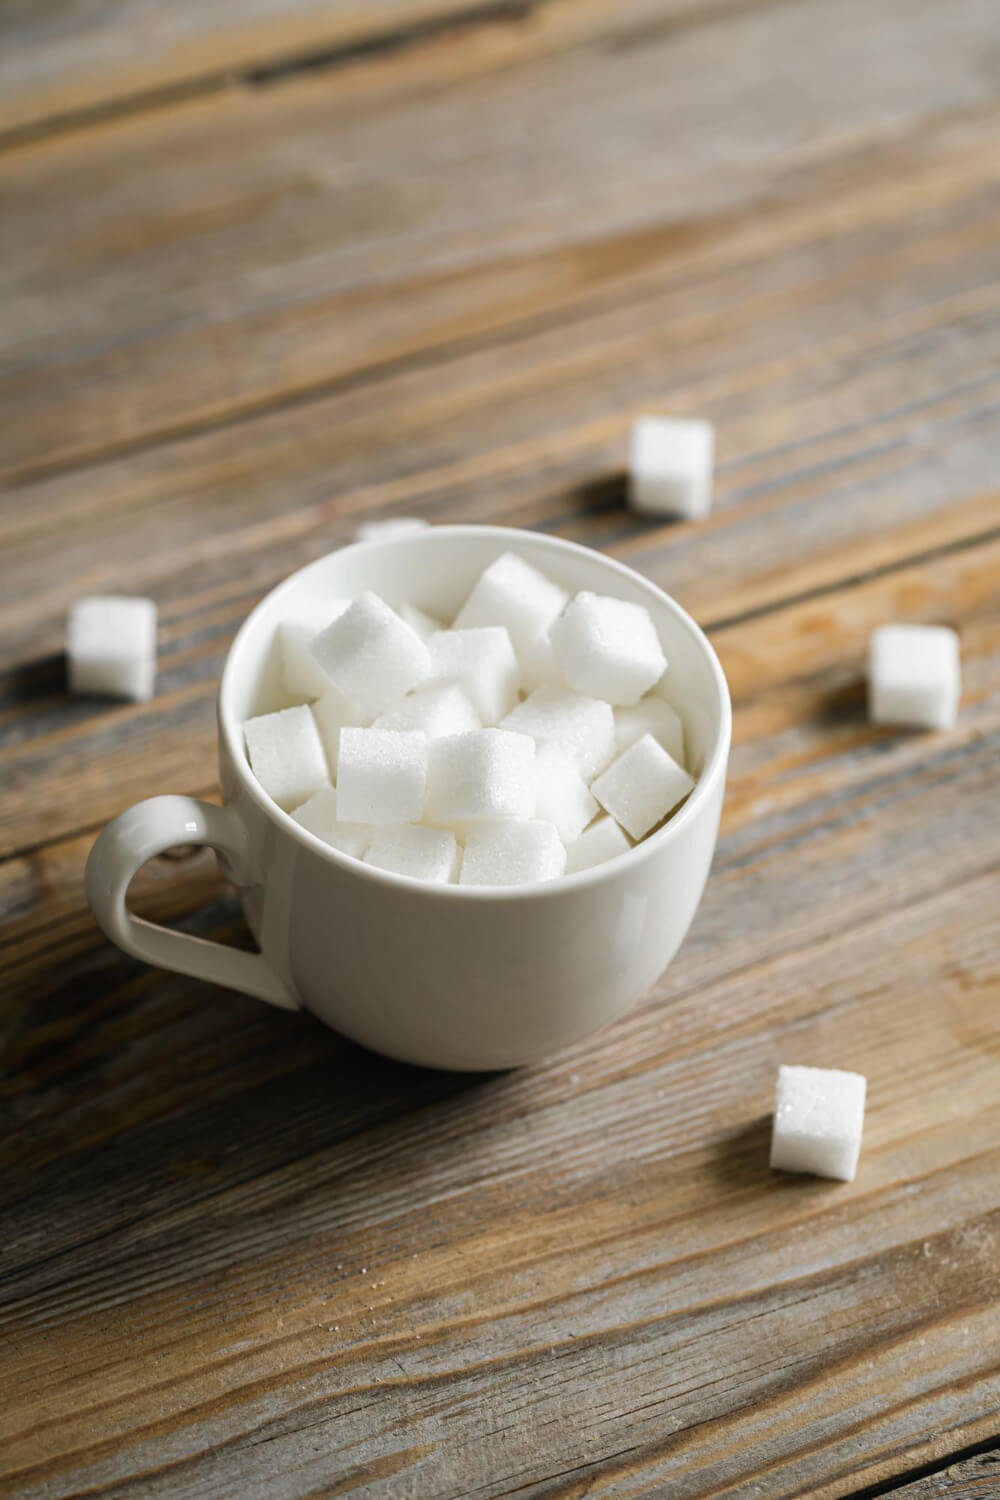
[2,0,1000,1495]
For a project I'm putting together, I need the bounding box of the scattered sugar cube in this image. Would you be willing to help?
[868,624,960,731]
[534,744,598,845]
[592,732,695,839]
[564,815,631,874]
[399,602,445,641]
[551,592,667,706]
[67,595,157,701]
[245,704,329,811]
[311,685,370,776]
[460,821,566,887]
[454,552,569,669]
[614,696,685,766]
[336,727,428,824]
[501,686,616,780]
[277,602,351,699]
[291,787,371,859]
[309,592,431,719]
[424,627,520,725]
[770,1065,867,1182]
[373,683,481,738]
[365,824,459,884]
[628,415,714,519]
[425,729,535,826]
[355,517,429,541]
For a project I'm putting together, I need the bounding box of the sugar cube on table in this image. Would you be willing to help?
[614,696,685,766]
[534,744,598,845]
[868,624,960,730]
[365,824,459,884]
[355,517,429,541]
[501,686,616,781]
[336,727,428,824]
[67,595,157,702]
[425,729,535,826]
[454,551,569,666]
[245,704,329,811]
[309,592,431,719]
[770,1065,867,1182]
[550,592,666,706]
[311,685,370,776]
[290,787,372,859]
[399,602,445,641]
[374,682,481,738]
[460,821,566,887]
[278,602,351,699]
[424,627,520,726]
[592,732,695,840]
[564,814,631,874]
[628,415,714,519]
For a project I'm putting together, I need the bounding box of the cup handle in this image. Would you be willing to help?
[85,794,298,1010]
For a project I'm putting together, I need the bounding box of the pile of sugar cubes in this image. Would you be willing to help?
[243,551,696,886]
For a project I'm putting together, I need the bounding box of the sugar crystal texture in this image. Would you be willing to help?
[460,821,566,887]
[628,415,714,519]
[614,696,685,765]
[373,683,481,738]
[365,824,459,884]
[533,744,598,845]
[245,704,329,811]
[425,729,535,826]
[868,624,960,730]
[309,592,431,718]
[291,787,371,859]
[424,627,520,725]
[399,602,445,641]
[551,592,667,706]
[770,1065,867,1182]
[501,686,616,781]
[278,601,351,699]
[591,732,694,840]
[355,517,429,541]
[336,727,428,824]
[564,814,631,874]
[311,685,370,776]
[454,552,568,668]
[67,595,157,701]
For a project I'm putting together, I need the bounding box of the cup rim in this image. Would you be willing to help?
[220,525,731,900]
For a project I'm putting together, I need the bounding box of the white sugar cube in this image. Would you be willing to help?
[868,624,960,730]
[551,592,666,706]
[336,727,428,824]
[67,596,157,702]
[311,685,370,776]
[425,627,520,726]
[245,704,329,811]
[373,683,481,739]
[454,552,569,668]
[534,744,598,845]
[770,1065,867,1182]
[399,602,445,641]
[564,815,631,874]
[290,787,371,859]
[460,821,566,887]
[614,696,685,766]
[501,686,616,781]
[425,729,535,826]
[365,824,459,884]
[628,415,714,519]
[519,626,564,693]
[309,592,431,719]
[592,732,694,840]
[277,602,351,699]
[355,517,429,542]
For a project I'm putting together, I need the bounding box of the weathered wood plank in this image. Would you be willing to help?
[1,0,998,482]
[884,1447,1000,1498]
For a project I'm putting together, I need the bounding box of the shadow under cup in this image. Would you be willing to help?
[220,526,731,1070]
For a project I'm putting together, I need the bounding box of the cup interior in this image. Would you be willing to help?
[221,526,730,851]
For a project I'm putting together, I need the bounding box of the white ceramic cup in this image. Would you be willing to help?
[86,526,731,1070]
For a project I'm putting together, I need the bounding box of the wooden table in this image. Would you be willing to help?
[3,1,1000,1494]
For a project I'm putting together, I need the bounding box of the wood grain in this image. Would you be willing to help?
[886,1447,1000,1498]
